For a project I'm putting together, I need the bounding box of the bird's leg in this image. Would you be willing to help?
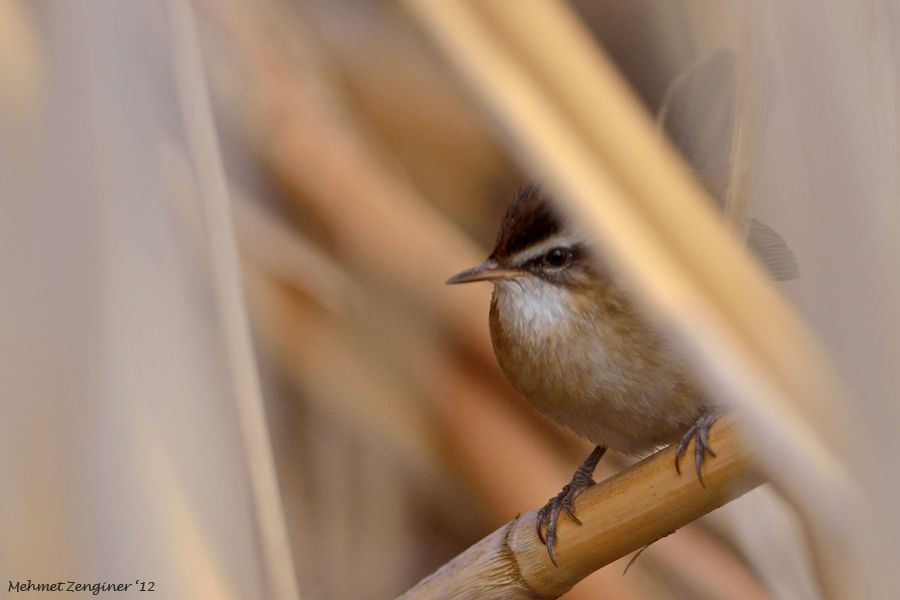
[536,445,606,566]
[674,407,722,487]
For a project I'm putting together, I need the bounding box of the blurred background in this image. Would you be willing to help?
[1,1,898,599]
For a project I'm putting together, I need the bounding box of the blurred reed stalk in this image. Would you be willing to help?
[167,2,301,598]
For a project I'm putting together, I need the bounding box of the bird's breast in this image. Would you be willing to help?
[489,283,702,454]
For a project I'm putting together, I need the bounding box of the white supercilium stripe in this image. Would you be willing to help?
[506,232,584,266]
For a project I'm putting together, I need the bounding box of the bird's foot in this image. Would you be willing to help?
[536,445,606,566]
[674,408,722,487]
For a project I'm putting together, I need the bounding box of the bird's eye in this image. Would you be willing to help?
[543,247,572,268]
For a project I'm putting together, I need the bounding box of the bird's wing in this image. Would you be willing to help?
[657,49,736,209]
[657,50,799,280]
[747,219,800,281]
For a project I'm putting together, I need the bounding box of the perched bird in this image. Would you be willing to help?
[446,53,797,565]
[446,185,722,563]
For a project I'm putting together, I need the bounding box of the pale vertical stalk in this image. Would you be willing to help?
[166,3,300,599]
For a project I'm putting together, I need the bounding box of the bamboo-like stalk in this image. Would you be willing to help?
[399,417,762,599]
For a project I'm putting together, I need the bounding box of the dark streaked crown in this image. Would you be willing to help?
[490,184,562,260]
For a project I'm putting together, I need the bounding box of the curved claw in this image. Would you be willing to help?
[537,483,588,566]
[674,409,721,486]
[535,446,606,566]
[536,505,548,544]
[563,503,581,525]
[545,498,565,565]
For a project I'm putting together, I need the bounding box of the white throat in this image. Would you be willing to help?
[494,277,574,341]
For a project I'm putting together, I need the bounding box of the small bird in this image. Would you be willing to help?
[447,185,723,563]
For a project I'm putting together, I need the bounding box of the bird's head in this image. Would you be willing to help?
[447,185,599,291]
[447,185,611,335]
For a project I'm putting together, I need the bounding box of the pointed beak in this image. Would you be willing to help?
[445,259,523,285]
